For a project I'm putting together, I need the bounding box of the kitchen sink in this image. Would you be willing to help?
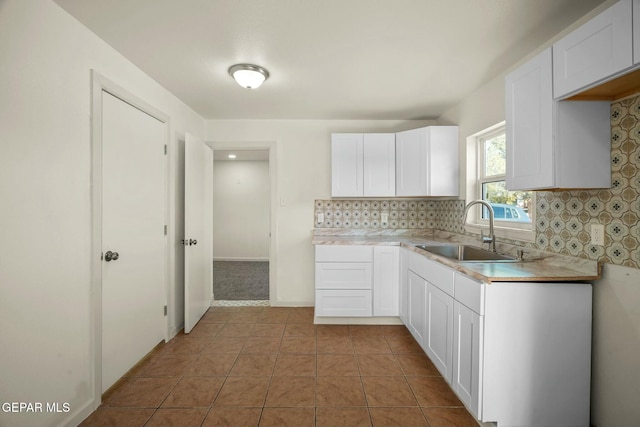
[415,244,517,262]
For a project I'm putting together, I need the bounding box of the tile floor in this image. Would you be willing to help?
[80,306,480,427]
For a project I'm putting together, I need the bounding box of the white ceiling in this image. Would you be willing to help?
[54,0,606,120]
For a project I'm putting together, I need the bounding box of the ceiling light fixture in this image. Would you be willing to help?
[228,154,237,159]
[228,64,270,89]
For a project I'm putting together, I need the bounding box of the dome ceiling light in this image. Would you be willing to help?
[228,64,270,89]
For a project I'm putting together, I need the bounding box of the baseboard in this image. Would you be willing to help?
[169,322,183,340]
[61,397,98,427]
[213,257,269,262]
[314,316,403,325]
[270,300,314,307]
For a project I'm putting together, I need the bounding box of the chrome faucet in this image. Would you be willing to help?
[462,200,496,252]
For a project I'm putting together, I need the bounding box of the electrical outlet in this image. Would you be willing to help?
[381,212,389,223]
[317,212,324,224]
[591,224,605,245]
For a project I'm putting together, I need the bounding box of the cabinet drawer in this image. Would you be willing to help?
[315,290,372,317]
[315,262,372,289]
[315,245,373,262]
[454,273,484,314]
[409,252,454,296]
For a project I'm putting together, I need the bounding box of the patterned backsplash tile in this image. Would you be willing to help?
[315,93,640,270]
[532,93,640,269]
[314,199,465,233]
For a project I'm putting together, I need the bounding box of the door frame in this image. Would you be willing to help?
[208,141,278,305]
[90,70,170,405]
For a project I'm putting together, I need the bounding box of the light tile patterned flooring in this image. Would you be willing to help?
[80,306,479,427]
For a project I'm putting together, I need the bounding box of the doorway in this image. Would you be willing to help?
[211,148,272,303]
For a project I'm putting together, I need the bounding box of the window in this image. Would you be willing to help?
[478,127,533,227]
[467,123,534,238]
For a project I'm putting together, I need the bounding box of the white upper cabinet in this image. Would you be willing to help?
[331,133,363,197]
[395,126,459,197]
[505,48,611,190]
[553,0,634,99]
[363,134,396,197]
[634,0,640,64]
[506,48,555,190]
[331,133,395,197]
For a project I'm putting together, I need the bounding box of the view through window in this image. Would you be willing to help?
[479,128,533,226]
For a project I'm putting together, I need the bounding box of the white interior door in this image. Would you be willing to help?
[101,91,166,392]
[184,133,213,333]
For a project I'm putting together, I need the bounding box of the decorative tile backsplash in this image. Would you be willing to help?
[314,199,465,233]
[315,93,640,270]
[532,93,640,269]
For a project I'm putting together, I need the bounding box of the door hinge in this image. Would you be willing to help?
[164,225,167,235]
[164,144,167,155]
[164,305,167,316]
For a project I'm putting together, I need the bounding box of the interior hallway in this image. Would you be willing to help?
[213,261,269,301]
[79,306,478,427]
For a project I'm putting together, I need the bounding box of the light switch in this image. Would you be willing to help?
[317,212,324,223]
[381,212,389,223]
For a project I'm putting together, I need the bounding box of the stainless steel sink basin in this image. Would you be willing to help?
[415,244,517,262]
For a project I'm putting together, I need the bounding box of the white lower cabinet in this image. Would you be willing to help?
[373,246,399,316]
[398,247,409,324]
[406,270,427,343]
[452,300,483,419]
[425,282,454,383]
[315,244,399,317]
[400,248,592,427]
[480,280,592,427]
[405,249,455,381]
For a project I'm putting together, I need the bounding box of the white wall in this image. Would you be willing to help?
[0,1,204,426]
[213,160,270,260]
[205,120,433,305]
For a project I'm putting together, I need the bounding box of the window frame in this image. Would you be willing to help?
[465,122,535,242]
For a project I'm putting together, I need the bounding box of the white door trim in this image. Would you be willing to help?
[90,70,170,407]
[208,141,278,305]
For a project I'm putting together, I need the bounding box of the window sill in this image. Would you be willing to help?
[464,223,535,243]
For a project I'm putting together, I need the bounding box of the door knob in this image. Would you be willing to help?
[104,251,119,262]
[189,239,198,246]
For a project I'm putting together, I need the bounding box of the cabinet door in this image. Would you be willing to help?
[363,133,395,197]
[373,246,399,316]
[553,0,633,98]
[331,133,363,197]
[398,249,409,324]
[426,282,454,383]
[396,127,458,196]
[407,270,427,345]
[453,301,483,419]
[635,0,640,65]
[396,128,428,196]
[426,126,458,197]
[505,48,554,190]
